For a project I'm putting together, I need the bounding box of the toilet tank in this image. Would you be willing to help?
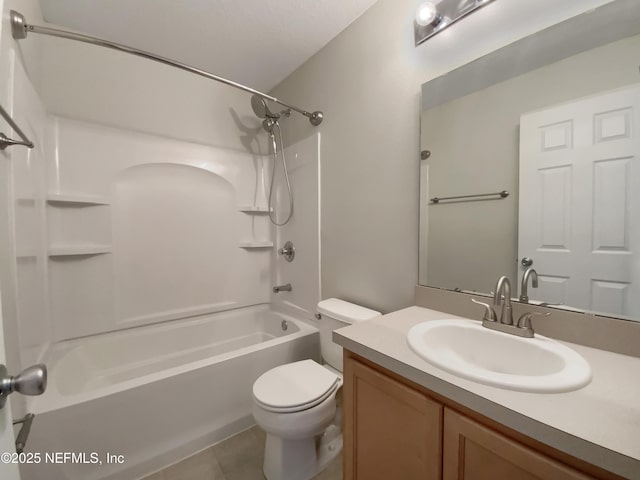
[317,298,381,372]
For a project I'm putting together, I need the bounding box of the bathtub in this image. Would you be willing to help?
[21,305,319,480]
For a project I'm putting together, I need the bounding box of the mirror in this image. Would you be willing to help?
[419,0,640,321]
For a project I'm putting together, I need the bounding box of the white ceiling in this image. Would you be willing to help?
[38,0,379,92]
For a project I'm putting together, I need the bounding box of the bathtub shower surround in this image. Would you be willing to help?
[8,61,50,373]
[0,2,329,479]
[22,306,318,480]
[46,116,275,340]
[12,116,323,479]
[272,133,322,320]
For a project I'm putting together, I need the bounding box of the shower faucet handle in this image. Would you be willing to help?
[0,363,47,409]
[278,241,295,262]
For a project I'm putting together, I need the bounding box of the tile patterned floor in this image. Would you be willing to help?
[140,426,342,480]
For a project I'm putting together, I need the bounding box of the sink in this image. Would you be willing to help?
[407,319,591,393]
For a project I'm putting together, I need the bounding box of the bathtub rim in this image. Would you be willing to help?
[29,305,318,414]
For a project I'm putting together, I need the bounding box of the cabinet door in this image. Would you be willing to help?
[343,356,442,480]
[443,408,594,480]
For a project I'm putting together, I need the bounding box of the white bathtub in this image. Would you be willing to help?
[21,305,319,480]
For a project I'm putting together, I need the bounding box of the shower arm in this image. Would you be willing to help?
[9,11,324,127]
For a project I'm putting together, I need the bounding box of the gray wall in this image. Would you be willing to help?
[272,0,422,313]
[270,0,613,313]
[421,34,640,294]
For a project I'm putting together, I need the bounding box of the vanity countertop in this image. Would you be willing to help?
[334,306,640,480]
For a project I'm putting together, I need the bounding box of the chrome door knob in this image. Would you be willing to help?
[0,363,47,409]
[11,365,47,395]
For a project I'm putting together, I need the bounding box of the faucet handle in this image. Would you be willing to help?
[471,298,497,322]
[517,312,551,330]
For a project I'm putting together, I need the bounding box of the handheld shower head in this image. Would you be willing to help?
[251,94,274,119]
[252,95,290,133]
[251,94,321,128]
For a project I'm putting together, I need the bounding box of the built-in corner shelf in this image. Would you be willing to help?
[47,193,109,206]
[238,241,274,249]
[238,205,272,214]
[48,245,112,257]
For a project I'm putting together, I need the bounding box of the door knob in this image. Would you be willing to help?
[521,257,534,267]
[0,364,47,409]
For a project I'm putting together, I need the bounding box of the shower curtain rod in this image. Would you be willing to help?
[9,10,324,127]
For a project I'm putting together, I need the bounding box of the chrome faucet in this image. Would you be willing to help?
[519,268,538,303]
[273,283,292,293]
[493,276,513,326]
[471,275,550,338]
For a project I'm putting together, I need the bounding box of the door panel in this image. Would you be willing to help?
[443,408,593,480]
[343,356,442,480]
[519,85,640,316]
[0,300,20,479]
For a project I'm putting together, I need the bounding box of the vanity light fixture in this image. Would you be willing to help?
[414,0,496,46]
[415,2,443,27]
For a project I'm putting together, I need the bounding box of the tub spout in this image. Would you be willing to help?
[273,284,292,293]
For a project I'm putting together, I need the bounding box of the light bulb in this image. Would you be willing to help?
[415,2,441,27]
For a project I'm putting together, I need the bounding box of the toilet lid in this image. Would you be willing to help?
[253,360,339,412]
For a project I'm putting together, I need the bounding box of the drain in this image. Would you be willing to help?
[281,320,288,331]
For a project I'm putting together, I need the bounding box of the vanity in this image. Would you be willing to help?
[346,2,640,478]
[335,303,640,480]
[336,2,640,477]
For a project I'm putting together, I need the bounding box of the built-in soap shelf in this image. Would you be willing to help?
[48,245,112,257]
[238,241,274,249]
[47,193,111,258]
[47,193,109,206]
[238,205,272,214]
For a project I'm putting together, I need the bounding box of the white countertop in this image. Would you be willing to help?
[334,306,640,480]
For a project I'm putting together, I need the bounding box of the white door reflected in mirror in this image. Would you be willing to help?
[418,1,640,322]
[518,85,640,317]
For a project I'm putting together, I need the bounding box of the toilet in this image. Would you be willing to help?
[252,298,381,480]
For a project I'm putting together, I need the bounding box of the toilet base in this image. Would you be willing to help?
[263,427,342,480]
[317,425,343,472]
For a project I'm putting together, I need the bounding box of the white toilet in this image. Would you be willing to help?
[252,298,380,480]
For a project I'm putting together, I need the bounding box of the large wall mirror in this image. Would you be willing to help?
[419,0,640,322]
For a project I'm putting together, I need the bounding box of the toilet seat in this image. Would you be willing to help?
[253,359,340,413]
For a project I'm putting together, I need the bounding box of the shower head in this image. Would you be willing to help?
[251,94,274,119]
[252,95,292,133]
[251,95,292,119]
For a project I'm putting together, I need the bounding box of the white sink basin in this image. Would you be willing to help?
[407,319,591,393]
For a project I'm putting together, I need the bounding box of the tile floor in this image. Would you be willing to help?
[141,426,342,480]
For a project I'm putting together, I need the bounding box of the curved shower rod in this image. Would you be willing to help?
[9,10,324,127]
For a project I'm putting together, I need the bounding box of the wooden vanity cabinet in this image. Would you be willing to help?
[443,408,592,480]
[343,353,443,480]
[343,351,619,480]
